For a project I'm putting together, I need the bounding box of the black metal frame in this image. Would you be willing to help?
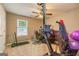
[42,3,46,27]
[41,4,60,55]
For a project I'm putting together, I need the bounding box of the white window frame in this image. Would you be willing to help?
[16,19,28,36]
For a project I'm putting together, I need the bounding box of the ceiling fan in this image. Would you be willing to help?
[32,3,52,17]
[32,11,52,17]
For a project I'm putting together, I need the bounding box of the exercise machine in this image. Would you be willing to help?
[11,32,29,47]
[34,3,59,56]
[39,25,60,56]
[56,20,78,56]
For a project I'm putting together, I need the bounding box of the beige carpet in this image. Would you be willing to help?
[5,41,60,56]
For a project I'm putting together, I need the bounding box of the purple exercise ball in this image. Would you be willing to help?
[69,41,79,49]
[70,30,79,41]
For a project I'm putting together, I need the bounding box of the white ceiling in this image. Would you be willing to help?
[3,3,79,18]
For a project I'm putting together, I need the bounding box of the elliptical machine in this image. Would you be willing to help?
[56,20,78,56]
[39,25,60,56]
[34,3,60,56]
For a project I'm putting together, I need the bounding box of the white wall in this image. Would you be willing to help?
[0,4,6,53]
[47,8,79,34]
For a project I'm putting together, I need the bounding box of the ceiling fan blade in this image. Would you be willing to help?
[40,12,52,15]
[35,15,39,17]
[46,13,52,15]
[32,11,39,14]
[37,3,42,6]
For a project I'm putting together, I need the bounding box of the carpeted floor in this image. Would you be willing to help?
[5,40,60,56]
[5,40,79,56]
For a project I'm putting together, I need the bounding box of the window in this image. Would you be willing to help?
[17,19,28,36]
